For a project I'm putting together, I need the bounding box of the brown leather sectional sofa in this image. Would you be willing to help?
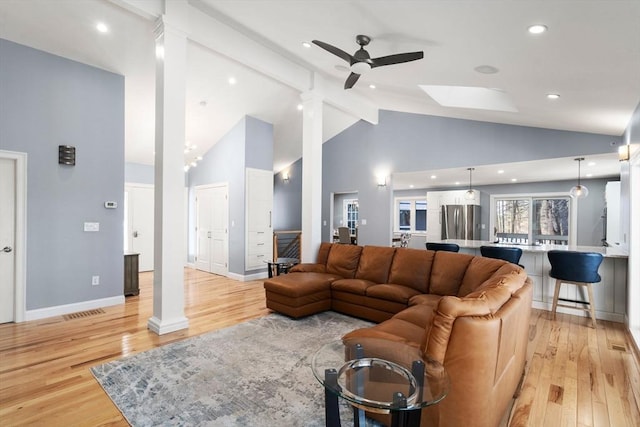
[263,242,533,427]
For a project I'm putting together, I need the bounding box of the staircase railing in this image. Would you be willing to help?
[273,230,301,260]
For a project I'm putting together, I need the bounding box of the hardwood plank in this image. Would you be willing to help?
[0,268,638,426]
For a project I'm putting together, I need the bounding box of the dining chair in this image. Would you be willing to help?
[547,250,604,328]
[480,246,523,266]
[337,227,351,244]
[426,242,460,252]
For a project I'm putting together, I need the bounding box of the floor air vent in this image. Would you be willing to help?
[63,308,105,321]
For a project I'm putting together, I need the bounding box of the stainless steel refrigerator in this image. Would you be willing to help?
[441,205,481,240]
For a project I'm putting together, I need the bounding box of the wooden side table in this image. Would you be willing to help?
[124,253,140,296]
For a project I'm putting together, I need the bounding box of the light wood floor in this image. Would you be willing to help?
[0,269,638,426]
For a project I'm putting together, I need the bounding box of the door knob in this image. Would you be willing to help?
[2,246,12,253]
[133,231,139,238]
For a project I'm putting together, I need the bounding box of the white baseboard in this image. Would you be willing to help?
[227,271,269,282]
[532,301,625,323]
[25,295,125,321]
[185,262,195,269]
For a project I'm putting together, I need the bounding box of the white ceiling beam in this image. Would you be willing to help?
[109,0,378,125]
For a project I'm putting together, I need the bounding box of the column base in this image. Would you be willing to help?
[147,315,189,335]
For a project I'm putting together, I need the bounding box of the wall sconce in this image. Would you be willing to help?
[282,171,290,182]
[618,144,630,161]
[376,174,387,187]
[58,145,76,165]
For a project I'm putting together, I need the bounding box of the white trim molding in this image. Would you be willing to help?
[0,150,27,322]
[26,295,124,321]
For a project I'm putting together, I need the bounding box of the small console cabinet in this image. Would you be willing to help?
[124,253,140,296]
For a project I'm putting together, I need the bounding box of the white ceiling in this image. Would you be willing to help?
[1,0,639,184]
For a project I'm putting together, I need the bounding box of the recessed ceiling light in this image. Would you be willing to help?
[511,178,518,182]
[228,76,237,85]
[586,173,593,177]
[455,181,460,185]
[547,93,560,100]
[497,170,504,174]
[409,184,414,188]
[296,104,303,111]
[588,161,596,166]
[96,22,109,33]
[302,42,311,48]
[474,65,499,74]
[528,24,548,34]
[369,84,376,89]
[430,175,437,179]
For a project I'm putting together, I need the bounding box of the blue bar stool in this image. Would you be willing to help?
[547,250,604,328]
[426,242,460,252]
[480,246,523,267]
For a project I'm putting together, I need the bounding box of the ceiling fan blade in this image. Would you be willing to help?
[312,40,353,63]
[344,72,361,89]
[371,51,424,68]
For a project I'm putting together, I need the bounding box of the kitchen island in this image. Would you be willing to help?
[432,239,629,322]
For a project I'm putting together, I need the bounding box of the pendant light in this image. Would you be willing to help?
[465,167,475,200]
[569,157,589,199]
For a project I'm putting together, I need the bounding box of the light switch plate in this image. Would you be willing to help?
[84,222,100,232]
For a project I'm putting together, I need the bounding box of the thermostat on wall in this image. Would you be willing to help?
[104,201,117,209]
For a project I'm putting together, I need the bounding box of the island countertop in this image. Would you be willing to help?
[433,239,629,258]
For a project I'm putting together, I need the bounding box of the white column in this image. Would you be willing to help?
[300,79,324,263]
[147,15,189,335]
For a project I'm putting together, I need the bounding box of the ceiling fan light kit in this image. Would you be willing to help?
[312,34,423,89]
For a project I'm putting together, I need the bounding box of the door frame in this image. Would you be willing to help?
[0,150,27,323]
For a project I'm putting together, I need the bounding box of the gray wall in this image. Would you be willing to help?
[273,158,302,230]
[187,116,273,275]
[125,162,154,184]
[0,39,124,310]
[321,110,622,246]
[620,101,640,250]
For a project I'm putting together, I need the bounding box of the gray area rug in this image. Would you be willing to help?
[91,311,373,426]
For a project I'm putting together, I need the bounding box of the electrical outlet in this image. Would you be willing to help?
[92,275,100,286]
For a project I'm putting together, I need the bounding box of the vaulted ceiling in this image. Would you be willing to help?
[1,0,638,184]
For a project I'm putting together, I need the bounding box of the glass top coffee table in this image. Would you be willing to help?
[311,339,449,427]
[264,257,299,278]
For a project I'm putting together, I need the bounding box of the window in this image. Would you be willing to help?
[343,199,359,235]
[491,193,574,245]
[394,197,427,233]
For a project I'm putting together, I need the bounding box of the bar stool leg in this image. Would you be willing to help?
[586,283,597,328]
[551,278,562,320]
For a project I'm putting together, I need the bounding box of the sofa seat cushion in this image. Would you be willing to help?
[331,278,376,296]
[366,284,421,304]
[263,272,339,297]
[393,303,437,328]
[409,293,443,308]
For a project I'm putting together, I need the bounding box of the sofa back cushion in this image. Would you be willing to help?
[316,242,334,265]
[457,256,509,297]
[428,251,474,296]
[355,246,396,283]
[326,244,363,278]
[387,248,435,293]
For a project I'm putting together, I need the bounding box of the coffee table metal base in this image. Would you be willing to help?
[322,359,426,427]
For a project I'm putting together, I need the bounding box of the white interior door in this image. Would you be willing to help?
[126,185,154,272]
[0,158,16,323]
[210,185,228,275]
[195,184,229,275]
[195,187,213,272]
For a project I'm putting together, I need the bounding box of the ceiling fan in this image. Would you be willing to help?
[312,35,424,89]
